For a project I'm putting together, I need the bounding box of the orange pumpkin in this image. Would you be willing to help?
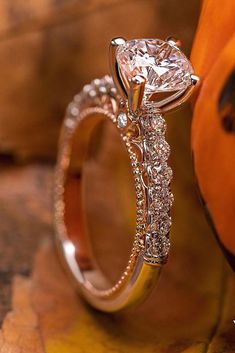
[191,0,235,268]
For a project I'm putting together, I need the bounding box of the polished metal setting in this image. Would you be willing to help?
[128,75,146,113]
[109,37,127,98]
[166,36,182,48]
[55,37,199,312]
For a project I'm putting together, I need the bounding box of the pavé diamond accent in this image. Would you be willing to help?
[117,112,128,128]
[138,104,173,263]
[58,74,173,266]
[116,39,193,94]
[145,233,170,259]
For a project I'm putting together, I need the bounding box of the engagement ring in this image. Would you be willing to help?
[54,37,199,312]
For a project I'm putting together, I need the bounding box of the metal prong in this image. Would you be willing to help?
[128,75,146,113]
[166,36,182,48]
[110,37,126,47]
[109,37,127,98]
[191,74,200,86]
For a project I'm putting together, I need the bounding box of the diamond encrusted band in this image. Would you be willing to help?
[56,76,173,264]
[54,37,199,312]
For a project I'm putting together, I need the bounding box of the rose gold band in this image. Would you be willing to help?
[54,76,165,311]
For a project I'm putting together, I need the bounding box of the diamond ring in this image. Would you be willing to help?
[54,37,199,312]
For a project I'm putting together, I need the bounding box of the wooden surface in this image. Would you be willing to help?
[0,0,199,161]
[191,0,235,265]
[0,164,52,323]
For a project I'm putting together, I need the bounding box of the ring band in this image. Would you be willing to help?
[54,37,199,312]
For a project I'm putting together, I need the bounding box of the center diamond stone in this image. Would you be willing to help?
[116,39,194,94]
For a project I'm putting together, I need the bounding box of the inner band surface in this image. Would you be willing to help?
[63,111,136,292]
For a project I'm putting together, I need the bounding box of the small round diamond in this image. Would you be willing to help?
[150,163,173,186]
[117,112,128,128]
[154,235,170,257]
[142,115,166,135]
[65,118,75,129]
[151,116,166,134]
[153,139,170,161]
[68,103,79,117]
[151,197,171,214]
[159,214,172,235]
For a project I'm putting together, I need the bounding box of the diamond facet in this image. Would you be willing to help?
[116,39,194,94]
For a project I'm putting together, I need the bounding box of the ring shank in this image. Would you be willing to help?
[60,239,161,311]
[55,108,161,312]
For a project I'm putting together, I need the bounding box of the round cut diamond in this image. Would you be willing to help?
[117,112,128,128]
[116,39,194,94]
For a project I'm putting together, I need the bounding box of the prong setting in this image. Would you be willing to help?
[128,75,146,113]
[109,37,127,98]
[166,36,182,48]
[111,37,199,113]
[110,37,126,47]
[191,74,200,86]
